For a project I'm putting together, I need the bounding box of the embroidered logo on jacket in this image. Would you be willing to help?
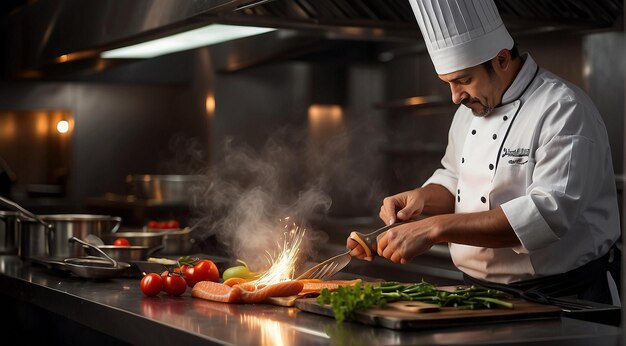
[502,148,529,165]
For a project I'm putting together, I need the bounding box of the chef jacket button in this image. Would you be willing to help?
[503,115,508,121]
[462,157,465,163]
[481,197,487,203]
[457,196,460,202]
[489,164,494,170]
[492,134,497,140]
[457,189,460,194]
[471,129,476,135]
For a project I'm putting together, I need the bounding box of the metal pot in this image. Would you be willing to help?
[160,227,197,255]
[18,218,48,260]
[126,174,204,204]
[0,210,19,254]
[43,214,122,259]
[101,231,165,249]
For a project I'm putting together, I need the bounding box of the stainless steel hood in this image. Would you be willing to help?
[1,0,623,79]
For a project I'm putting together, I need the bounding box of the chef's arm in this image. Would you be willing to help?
[418,184,456,215]
[382,184,455,224]
[430,207,521,248]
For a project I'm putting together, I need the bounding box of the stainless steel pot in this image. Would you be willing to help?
[19,218,48,260]
[43,214,122,259]
[0,210,19,254]
[126,174,204,203]
[160,227,197,255]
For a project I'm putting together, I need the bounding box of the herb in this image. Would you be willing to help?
[317,280,513,322]
[316,281,388,322]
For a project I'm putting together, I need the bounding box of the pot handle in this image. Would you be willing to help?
[0,195,51,229]
[69,236,118,268]
[110,216,122,233]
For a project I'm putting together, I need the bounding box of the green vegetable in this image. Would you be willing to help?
[147,257,177,265]
[318,280,514,322]
[316,281,387,323]
[222,259,260,281]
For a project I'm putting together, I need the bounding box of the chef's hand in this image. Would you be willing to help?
[347,237,372,261]
[376,217,437,264]
[380,188,425,226]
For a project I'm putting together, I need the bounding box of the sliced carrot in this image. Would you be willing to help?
[240,280,304,303]
[299,279,361,295]
[192,281,242,303]
[223,277,253,287]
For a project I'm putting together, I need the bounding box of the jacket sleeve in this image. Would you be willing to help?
[501,98,608,252]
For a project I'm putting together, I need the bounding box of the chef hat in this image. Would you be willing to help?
[408,0,514,74]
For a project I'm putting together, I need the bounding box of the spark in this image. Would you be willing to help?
[252,219,306,285]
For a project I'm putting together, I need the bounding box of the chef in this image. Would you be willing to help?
[347,0,621,304]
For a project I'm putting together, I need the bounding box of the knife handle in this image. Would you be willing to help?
[349,231,374,258]
[349,221,410,259]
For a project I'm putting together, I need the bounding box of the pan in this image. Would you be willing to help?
[94,244,164,262]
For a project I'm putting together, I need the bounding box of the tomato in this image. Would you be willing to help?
[113,238,130,246]
[140,273,163,296]
[185,260,219,287]
[147,220,159,229]
[173,264,189,275]
[163,275,187,296]
[165,220,180,229]
[161,270,170,280]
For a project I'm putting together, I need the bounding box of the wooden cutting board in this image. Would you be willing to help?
[294,297,562,330]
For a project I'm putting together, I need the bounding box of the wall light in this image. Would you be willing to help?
[101,24,277,59]
[57,120,70,134]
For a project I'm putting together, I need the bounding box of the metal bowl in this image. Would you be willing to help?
[101,232,165,249]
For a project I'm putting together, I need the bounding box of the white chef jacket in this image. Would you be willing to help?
[423,53,621,284]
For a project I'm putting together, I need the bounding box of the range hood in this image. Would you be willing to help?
[1,0,623,79]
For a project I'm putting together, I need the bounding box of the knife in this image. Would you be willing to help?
[295,221,409,280]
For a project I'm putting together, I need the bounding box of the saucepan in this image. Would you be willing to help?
[93,244,163,262]
[43,214,122,259]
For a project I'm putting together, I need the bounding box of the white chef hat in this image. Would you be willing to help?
[408,0,514,75]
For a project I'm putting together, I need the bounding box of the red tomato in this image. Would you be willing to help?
[147,220,159,229]
[113,238,130,246]
[163,275,187,296]
[185,260,219,287]
[165,220,180,229]
[173,264,189,275]
[140,273,163,296]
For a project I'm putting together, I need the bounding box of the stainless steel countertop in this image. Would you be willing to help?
[0,255,622,346]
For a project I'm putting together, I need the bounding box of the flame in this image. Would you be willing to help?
[252,218,305,286]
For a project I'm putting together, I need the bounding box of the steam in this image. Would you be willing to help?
[188,122,385,271]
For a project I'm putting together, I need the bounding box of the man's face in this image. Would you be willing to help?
[439,63,501,117]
